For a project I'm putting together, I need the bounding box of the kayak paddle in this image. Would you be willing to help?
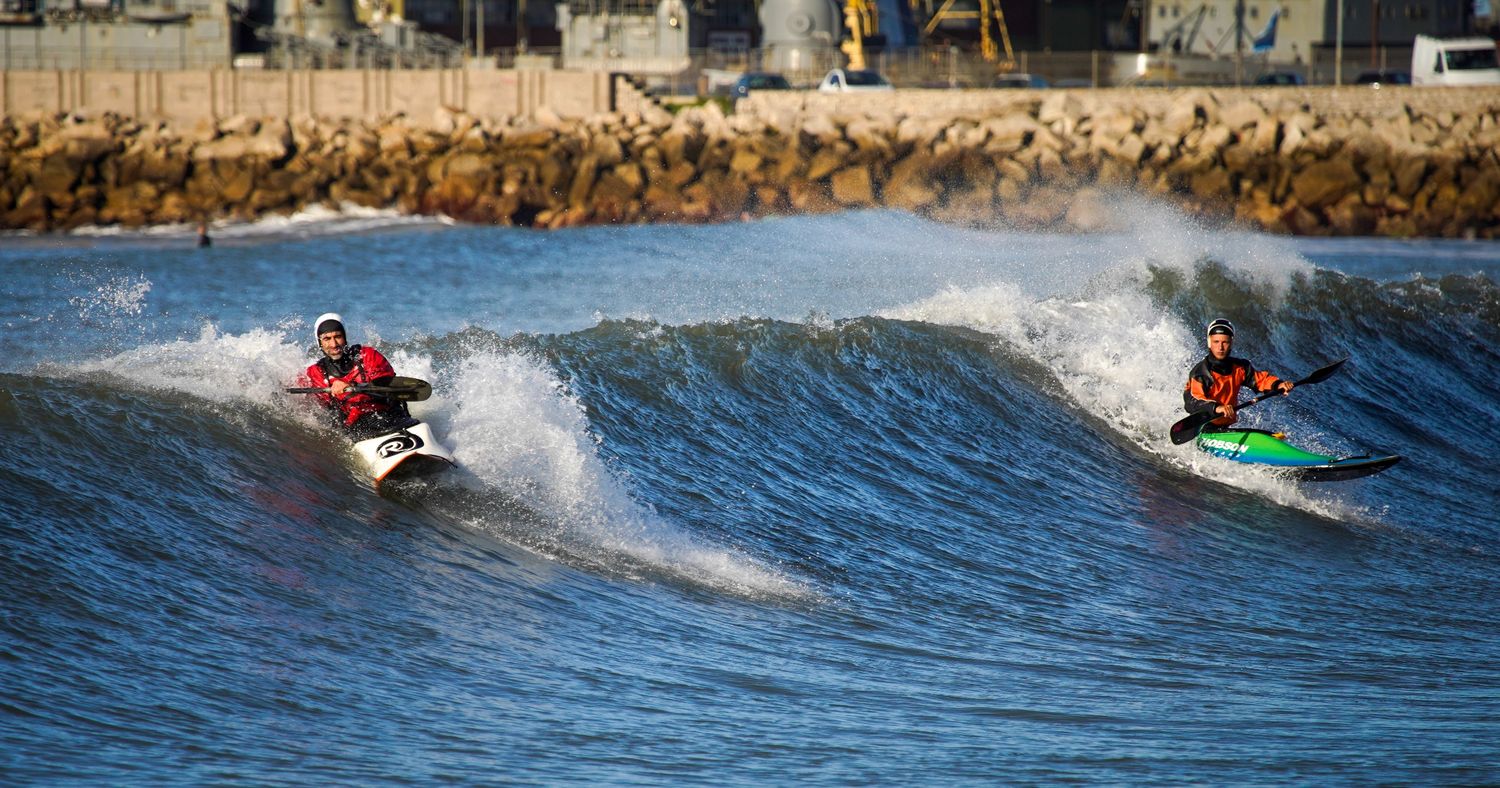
[285,375,433,402]
[1169,358,1347,445]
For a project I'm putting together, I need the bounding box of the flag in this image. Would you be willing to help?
[1252,9,1279,53]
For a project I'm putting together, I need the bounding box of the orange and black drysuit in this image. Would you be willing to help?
[1183,355,1283,428]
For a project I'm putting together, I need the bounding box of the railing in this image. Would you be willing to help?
[482,44,1426,92]
[0,35,1424,90]
[255,45,466,70]
[1,46,230,71]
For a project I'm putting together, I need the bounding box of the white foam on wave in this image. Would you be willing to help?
[881,201,1368,522]
[65,322,318,422]
[66,202,451,242]
[442,347,813,600]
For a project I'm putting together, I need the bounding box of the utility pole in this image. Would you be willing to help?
[1335,0,1345,85]
[1140,0,1148,52]
[1234,0,1244,84]
[518,0,528,53]
[1044,0,1052,53]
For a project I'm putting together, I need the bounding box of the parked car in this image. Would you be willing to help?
[1411,35,1500,86]
[731,72,792,98]
[818,68,894,93]
[1353,70,1411,87]
[1254,71,1306,86]
[988,72,1049,89]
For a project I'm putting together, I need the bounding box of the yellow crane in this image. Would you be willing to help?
[834,0,1015,72]
[913,0,1016,68]
[840,0,879,70]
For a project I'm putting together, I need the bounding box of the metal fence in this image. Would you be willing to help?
[488,44,1425,92]
[0,30,1423,91]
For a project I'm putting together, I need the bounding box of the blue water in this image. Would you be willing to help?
[4,206,1499,783]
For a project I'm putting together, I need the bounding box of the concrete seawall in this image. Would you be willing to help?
[4,84,1500,237]
[0,69,617,124]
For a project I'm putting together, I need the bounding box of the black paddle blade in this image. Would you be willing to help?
[1297,358,1347,386]
[365,377,433,402]
[1170,411,1217,445]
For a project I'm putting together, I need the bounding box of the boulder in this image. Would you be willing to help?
[1218,99,1266,131]
[1190,168,1232,201]
[729,147,764,176]
[882,152,939,211]
[589,132,625,168]
[805,143,850,182]
[219,164,256,204]
[787,179,836,213]
[983,113,1039,155]
[1247,117,1280,156]
[844,118,892,159]
[4,186,49,230]
[895,116,945,148]
[35,155,81,195]
[1393,158,1428,198]
[830,166,875,206]
[58,122,117,163]
[568,155,600,210]
[1162,94,1203,137]
[1038,92,1083,126]
[1291,158,1362,209]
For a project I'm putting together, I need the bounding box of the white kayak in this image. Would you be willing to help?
[286,376,456,486]
[352,420,456,486]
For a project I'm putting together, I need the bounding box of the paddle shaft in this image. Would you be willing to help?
[286,384,405,395]
[285,376,432,402]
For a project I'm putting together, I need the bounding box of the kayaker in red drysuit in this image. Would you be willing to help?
[1183,318,1294,429]
[305,312,414,440]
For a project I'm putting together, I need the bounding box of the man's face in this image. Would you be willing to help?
[319,330,347,360]
[1208,333,1232,360]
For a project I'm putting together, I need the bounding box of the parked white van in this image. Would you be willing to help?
[1411,35,1500,86]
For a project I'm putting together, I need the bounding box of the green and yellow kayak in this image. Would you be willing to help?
[1196,428,1401,482]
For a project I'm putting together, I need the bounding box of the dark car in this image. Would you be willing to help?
[732,72,792,98]
[1353,70,1411,87]
[989,73,1050,89]
[1254,71,1306,86]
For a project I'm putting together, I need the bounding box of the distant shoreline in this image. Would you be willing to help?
[5,85,1500,239]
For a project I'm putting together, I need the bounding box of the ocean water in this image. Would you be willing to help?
[3,203,1498,783]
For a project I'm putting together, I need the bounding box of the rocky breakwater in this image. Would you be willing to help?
[4,86,1500,237]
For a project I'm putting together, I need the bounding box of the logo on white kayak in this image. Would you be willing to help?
[376,433,425,458]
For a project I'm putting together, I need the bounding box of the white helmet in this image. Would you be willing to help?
[314,312,345,342]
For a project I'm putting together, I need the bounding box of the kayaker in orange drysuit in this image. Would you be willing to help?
[1183,318,1294,429]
